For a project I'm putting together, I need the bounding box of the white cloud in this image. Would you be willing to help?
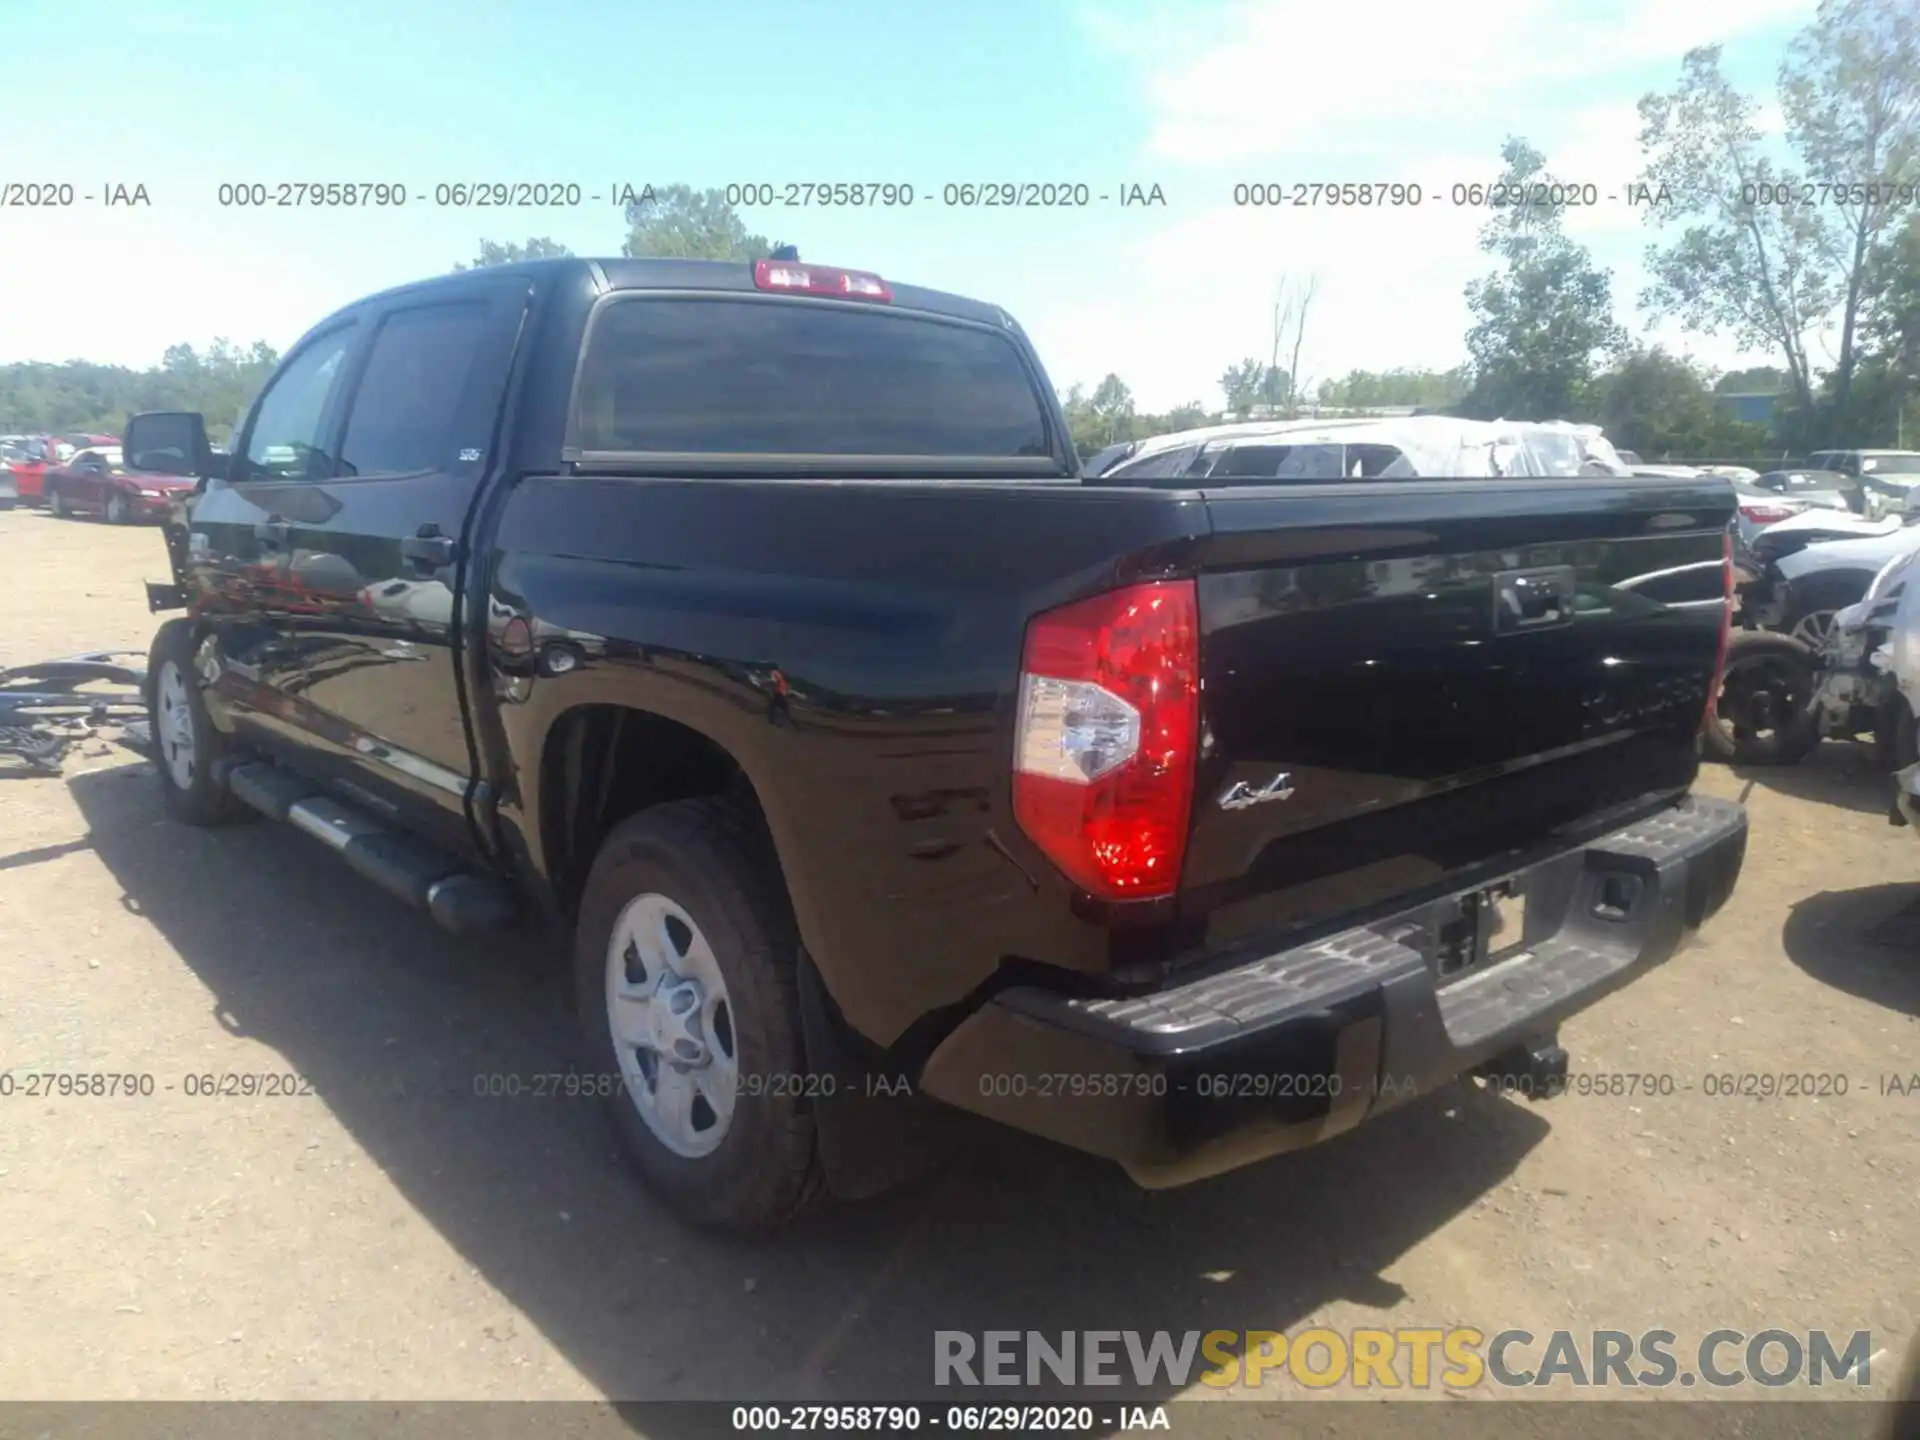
[1100,0,1818,166]
[1046,0,1817,408]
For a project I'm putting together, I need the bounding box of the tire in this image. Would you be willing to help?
[1876,694,1920,773]
[106,492,130,524]
[146,620,248,825]
[47,486,69,519]
[1704,630,1820,765]
[574,797,819,1232]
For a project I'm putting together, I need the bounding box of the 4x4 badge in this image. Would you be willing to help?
[1218,773,1295,810]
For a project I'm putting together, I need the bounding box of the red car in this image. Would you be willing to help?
[44,446,196,523]
[3,438,55,505]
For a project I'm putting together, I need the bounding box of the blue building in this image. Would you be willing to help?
[1717,391,1781,427]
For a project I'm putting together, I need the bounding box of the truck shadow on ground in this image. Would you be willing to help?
[1782,881,1920,1019]
[71,762,1551,1419]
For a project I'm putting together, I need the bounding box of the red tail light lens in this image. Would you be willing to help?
[1704,530,1734,732]
[1012,580,1200,901]
[751,259,892,301]
[1737,501,1799,524]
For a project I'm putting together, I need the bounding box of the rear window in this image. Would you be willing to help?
[1104,444,1203,481]
[573,297,1051,458]
[1863,454,1920,475]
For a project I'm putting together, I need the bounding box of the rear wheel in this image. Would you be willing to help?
[574,797,819,1232]
[1704,630,1820,766]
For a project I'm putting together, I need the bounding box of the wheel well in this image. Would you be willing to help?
[1790,570,1875,609]
[539,704,775,920]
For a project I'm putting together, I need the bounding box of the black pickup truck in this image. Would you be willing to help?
[127,255,1748,1232]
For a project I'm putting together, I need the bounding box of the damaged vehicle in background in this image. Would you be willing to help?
[1710,487,1920,768]
[1806,548,1920,811]
[1806,448,1920,520]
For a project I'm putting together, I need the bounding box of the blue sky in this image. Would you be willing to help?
[2,0,1820,410]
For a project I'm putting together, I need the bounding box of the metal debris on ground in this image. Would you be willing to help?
[0,651,152,776]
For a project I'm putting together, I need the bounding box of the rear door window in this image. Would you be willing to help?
[572,297,1051,459]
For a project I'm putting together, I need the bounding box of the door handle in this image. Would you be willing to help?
[1492,566,1575,632]
[254,519,290,547]
[400,531,457,570]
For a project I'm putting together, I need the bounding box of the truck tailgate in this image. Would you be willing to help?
[1183,478,1733,942]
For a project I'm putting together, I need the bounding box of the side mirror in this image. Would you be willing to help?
[123,411,213,478]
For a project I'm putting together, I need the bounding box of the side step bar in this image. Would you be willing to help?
[216,758,518,935]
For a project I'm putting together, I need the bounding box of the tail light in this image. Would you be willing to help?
[751,259,891,301]
[1738,501,1801,524]
[1012,581,1200,901]
[1704,530,1734,732]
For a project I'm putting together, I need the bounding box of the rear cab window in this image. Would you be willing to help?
[570,296,1056,466]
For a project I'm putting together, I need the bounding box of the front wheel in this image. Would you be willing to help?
[1704,630,1820,766]
[48,486,69,519]
[146,621,248,825]
[105,492,130,524]
[573,798,819,1232]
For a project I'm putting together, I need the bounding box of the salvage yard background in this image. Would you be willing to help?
[0,506,1915,1410]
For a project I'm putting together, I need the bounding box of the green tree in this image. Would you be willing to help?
[1591,348,1770,456]
[1219,358,1283,419]
[1713,365,1792,395]
[1317,366,1472,408]
[0,339,279,443]
[623,184,789,260]
[1864,215,1920,382]
[1778,0,1920,431]
[1086,374,1136,447]
[1637,7,1919,443]
[1461,137,1627,421]
[1163,401,1209,431]
[453,236,573,271]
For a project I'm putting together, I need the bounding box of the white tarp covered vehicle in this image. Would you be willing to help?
[1086,415,1636,482]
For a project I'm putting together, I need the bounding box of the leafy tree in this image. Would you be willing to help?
[0,339,279,443]
[1316,366,1472,408]
[453,236,573,271]
[1219,358,1284,419]
[1460,138,1627,421]
[1864,214,1920,381]
[1087,374,1136,446]
[1777,0,1920,432]
[1713,365,1792,395]
[623,184,789,260]
[1591,348,1770,456]
[1637,8,1919,443]
[1164,401,1209,431]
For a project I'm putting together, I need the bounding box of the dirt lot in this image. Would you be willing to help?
[1,505,1916,1424]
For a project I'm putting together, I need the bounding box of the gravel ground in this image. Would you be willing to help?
[0,505,1915,1431]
